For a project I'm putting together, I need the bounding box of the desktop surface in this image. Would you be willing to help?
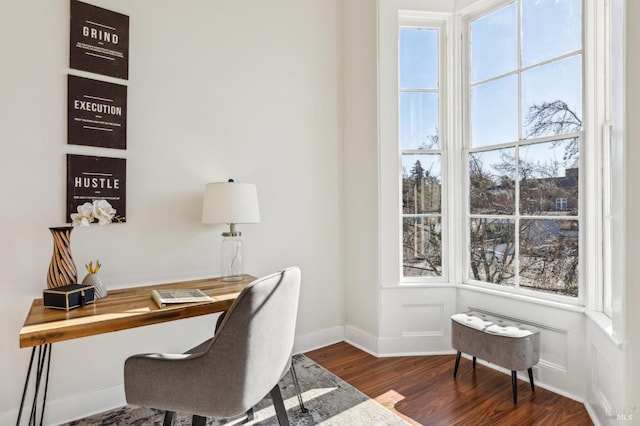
[19,275,255,348]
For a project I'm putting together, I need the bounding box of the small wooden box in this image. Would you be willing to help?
[43,284,95,310]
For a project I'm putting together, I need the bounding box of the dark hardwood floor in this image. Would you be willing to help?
[305,342,593,426]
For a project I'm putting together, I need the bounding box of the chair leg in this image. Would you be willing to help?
[192,414,207,426]
[511,371,518,404]
[163,411,175,426]
[270,384,289,426]
[243,407,254,423]
[472,356,477,369]
[453,351,461,378]
[290,362,308,413]
[528,367,535,392]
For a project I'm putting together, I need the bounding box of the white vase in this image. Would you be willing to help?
[83,273,107,298]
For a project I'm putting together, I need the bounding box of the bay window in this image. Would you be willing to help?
[385,0,610,308]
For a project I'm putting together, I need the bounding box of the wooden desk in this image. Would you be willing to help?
[18,274,255,425]
[20,275,255,348]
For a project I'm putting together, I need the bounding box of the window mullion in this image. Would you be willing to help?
[515,0,522,289]
[514,146,521,289]
[517,0,523,142]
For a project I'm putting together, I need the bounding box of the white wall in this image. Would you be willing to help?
[342,0,380,351]
[0,1,343,424]
[583,0,629,423]
[624,0,640,420]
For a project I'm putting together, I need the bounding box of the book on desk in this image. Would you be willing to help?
[151,288,213,308]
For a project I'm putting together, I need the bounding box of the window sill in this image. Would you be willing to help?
[382,281,457,289]
[585,310,625,349]
[456,282,587,313]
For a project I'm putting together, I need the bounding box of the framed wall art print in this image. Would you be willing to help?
[66,154,126,223]
[70,0,129,80]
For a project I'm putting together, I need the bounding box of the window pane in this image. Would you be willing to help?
[400,92,439,150]
[519,139,579,215]
[522,0,582,67]
[400,28,439,89]
[471,75,518,147]
[402,154,441,214]
[465,0,583,298]
[403,217,442,277]
[470,2,517,82]
[522,55,582,139]
[469,148,515,215]
[519,219,579,296]
[469,218,515,285]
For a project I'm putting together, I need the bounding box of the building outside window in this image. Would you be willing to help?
[556,198,568,212]
[465,0,582,298]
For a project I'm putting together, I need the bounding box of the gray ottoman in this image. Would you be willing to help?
[451,311,540,403]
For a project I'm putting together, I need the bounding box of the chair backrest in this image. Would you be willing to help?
[199,266,301,416]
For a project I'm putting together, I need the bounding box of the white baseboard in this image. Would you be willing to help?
[458,354,585,404]
[377,335,454,356]
[0,411,15,426]
[344,325,379,355]
[326,324,457,358]
[3,384,125,426]
[584,386,619,426]
[584,400,605,426]
[293,325,345,354]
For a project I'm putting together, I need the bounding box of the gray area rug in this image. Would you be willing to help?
[65,354,408,425]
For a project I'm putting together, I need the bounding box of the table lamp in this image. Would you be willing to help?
[202,180,260,281]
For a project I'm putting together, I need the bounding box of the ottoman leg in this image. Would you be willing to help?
[512,371,517,403]
[528,367,535,392]
[454,351,461,378]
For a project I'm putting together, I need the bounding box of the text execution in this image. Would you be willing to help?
[74,100,122,116]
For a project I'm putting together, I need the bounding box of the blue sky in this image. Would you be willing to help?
[399,0,582,153]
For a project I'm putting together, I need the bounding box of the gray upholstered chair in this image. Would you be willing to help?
[124,267,301,426]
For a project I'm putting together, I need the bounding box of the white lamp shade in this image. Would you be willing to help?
[201,182,261,224]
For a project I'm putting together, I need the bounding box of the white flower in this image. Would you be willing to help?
[93,200,116,225]
[71,202,95,227]
[70,200,117,226]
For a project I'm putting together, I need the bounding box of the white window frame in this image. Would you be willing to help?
[379,6,453,288]
[398,14,449,284]
[458,0,604,307]
[379,0,611,312]
[600,0,613,317]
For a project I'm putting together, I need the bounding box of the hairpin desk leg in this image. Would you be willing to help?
[17,343,52,426]
[17,347,36,425]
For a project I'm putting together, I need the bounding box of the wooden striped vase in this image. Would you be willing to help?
[47,226,78,288]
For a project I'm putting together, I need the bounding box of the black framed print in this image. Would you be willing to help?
[68,75,127,149]
[70,0,129,79]
[67,154,126,223]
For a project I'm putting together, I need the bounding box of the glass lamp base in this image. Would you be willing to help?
[221,234,244,282]
[221,274,244,282]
